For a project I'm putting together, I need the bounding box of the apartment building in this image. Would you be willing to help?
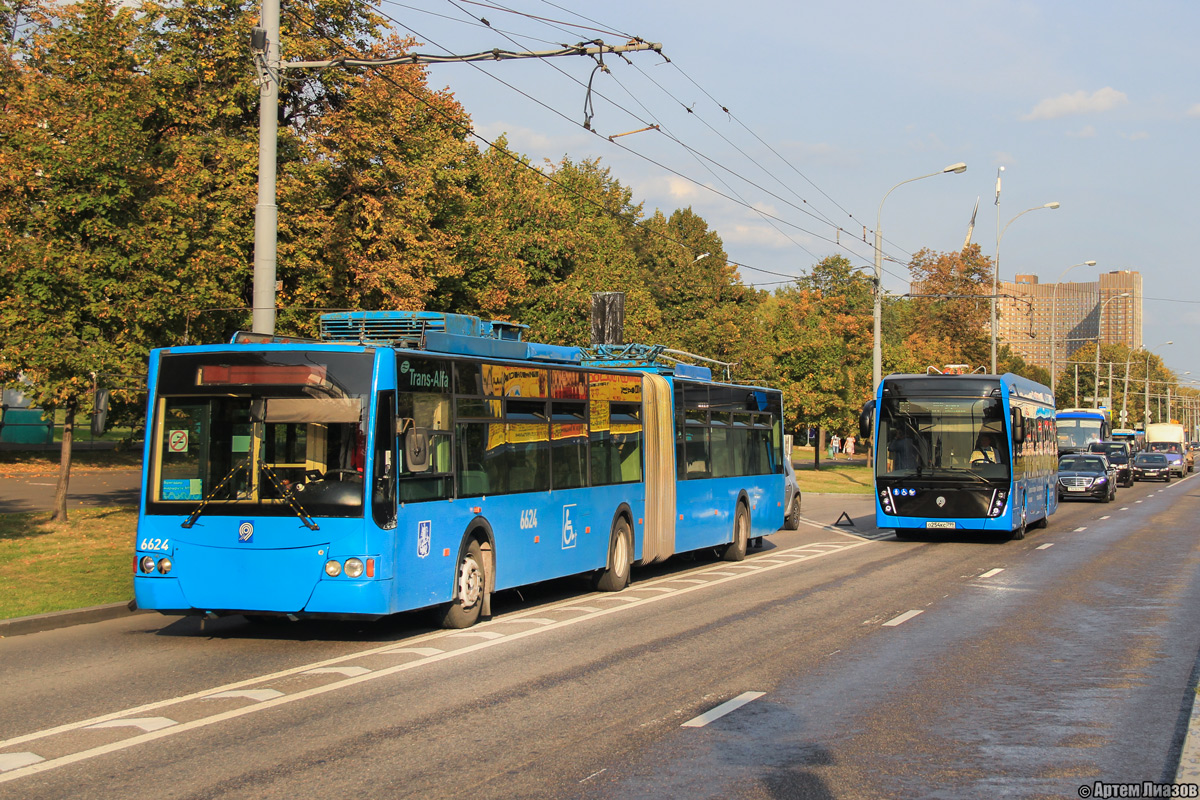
[997,270,1143,377]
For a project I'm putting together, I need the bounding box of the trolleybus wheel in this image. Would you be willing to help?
[722,503,750,562]
[439,539,486,629]
[1010,506,1027,541]
[593,518,632,592]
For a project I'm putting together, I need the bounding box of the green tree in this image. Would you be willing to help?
[0,0,160,519]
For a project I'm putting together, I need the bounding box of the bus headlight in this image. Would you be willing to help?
[157,557,173,575]
[139,556,156,574]
[344,558,365,578]
[324,560,342,577]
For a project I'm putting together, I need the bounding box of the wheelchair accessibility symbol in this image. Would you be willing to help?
[562,504,577,550]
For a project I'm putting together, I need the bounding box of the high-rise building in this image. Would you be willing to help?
[997,270,1142,378]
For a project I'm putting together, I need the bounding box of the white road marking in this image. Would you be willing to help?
[1074,527,1087,532]
[634,587,678,594]
[580,768,607,784]
[86,718,176,733]
[1136,500,1143,504]
[488,617,556,625]
[0,754,44,772]
[203,690,284,702]
[668,579,709,585]
[681,691,766,728]
[1100,515,1111,520]
[557,606,601,613]
[1120,507,1130,510]
[0,539,871,785]
[304,667,371,677]
[882,610,924,627]
[449,631,505,640]
[979,568,1004,579]
[704,571,737,577]
[1036,543,1055,550]
[378,647,443,657]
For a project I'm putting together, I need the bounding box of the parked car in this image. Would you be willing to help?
[1145,442,1187,478]
[1087,441,1134,487]
[1057,454,1117,502]
[1132,452,1172,483]
[782,458,802,530]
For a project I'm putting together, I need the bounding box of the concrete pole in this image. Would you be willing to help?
[252,0,281,335]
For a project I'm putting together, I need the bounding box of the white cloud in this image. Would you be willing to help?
[1066,125,1097,138]
[1022,87,1129,121]
[1187,104,1200,118]
[1121,131,1150,141]
[720,223,805,249]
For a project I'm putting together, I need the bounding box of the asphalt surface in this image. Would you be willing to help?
[0,468,141,514]
[2,479,1199,798]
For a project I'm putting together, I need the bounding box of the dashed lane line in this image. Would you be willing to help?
[979,568,1004,579]
[882,610,924,627]
[681,691,767,728]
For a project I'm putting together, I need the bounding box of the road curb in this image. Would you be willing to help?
[1177,689,1200,783]
[0,600,148,638]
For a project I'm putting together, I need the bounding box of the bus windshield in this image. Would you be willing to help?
[1057,419,1105,452]
[146,351,375,519]
[876,395,1010,481]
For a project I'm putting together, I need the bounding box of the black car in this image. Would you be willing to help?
[1087,441,1134,487]
[1057,454,1117,502]
[1132,452,1172,483]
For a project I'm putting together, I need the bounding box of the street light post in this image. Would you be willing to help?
[1145,341,1173,427]
[872,162,967,391]
[1093,293,1130,408]
[1050,260,1096,397]
[991,201,1060,373]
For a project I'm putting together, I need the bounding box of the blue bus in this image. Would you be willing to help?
[1055,407,1111,456]
[860,371,1057,540]
[134,311,785,627]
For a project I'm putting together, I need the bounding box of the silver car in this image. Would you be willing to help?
[783,458,802,530]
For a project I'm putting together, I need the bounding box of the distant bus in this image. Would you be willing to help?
[861,371,1057,540]
[133,311,785,627]
[1056,408,1111,456]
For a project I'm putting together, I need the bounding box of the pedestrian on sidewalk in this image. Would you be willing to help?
[829,433,841,460]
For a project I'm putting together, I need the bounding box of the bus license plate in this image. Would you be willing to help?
[926,521,955,529]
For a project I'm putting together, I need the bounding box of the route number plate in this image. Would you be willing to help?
[926,521,955,529]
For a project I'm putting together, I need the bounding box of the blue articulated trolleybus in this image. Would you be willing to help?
[134,311,785,627]
[861,370,1058,541]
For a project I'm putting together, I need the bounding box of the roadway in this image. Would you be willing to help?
[1,476,1199,799]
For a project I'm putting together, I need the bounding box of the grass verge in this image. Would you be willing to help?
[0,508,135,619]
[0,450,142,477]
[795,463,873,494]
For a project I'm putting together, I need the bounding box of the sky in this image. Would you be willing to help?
[373,0,1199,383]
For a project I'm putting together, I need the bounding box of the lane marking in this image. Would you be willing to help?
[681,691,766,728]
[1136,500,1143,504]
[882,610,924,627]
[203,690,284,702]
[1100,515,1111,520]
[1074,527,1087,532]
[557,606,601,613]
[635,587,678,594]
[86,718,176,733]
[304,667,370,677]
[0,754,44,772]
[449,631,505,640]
[979,568,1004,579]
[378,647,443,657]
[1036,543,1055,550]
[1120,507,1130,511]
[488,617,556,625]
[0,539,870,784]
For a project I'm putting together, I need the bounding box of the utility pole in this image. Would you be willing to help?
[248,11,661,334]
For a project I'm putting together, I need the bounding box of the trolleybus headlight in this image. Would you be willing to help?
[157,557,173,575]
[139,555,156,574]
[344,558,365,578]
[324,559,342,577]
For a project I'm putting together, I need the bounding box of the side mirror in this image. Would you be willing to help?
[859,400,875,442]
[90,389,110,437]
[404,427,430,473]
[1011,407,1025,444]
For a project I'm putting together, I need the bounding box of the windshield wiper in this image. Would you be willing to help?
[259,463,319,531]
[929,467,994,485]
[181,462,247,528]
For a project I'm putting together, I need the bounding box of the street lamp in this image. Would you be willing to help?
[872,162,967,391]
[991,201,1060,373]
[1050,260,1097,397]
[1093,292,1130,408]
[1145,341,1173,427]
